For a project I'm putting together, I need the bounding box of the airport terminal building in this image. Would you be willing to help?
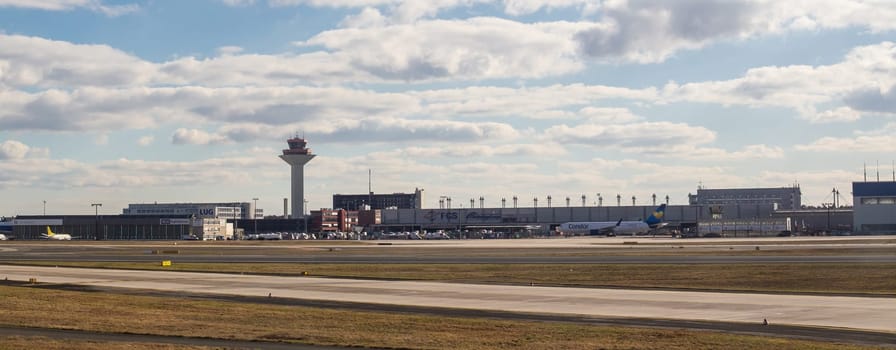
[123,202,262,220]
[689,186,802,210]
[333,188,424,210]
[372,204,704,235]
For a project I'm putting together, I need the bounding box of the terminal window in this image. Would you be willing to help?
[861,197,896,205]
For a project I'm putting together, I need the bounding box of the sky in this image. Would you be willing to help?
[1,0,895,217]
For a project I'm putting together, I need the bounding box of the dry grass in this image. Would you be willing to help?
[16,262,896,295]
[0,285,886,350]
[0,336,212,350]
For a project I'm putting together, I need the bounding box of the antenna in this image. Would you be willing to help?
[864,162,867,182]
[877,160,880,182]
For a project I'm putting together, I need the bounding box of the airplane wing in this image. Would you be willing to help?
[590,219,622,236]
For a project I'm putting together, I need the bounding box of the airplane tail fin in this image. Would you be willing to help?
[644,204,667,227]
[45,226,55,237]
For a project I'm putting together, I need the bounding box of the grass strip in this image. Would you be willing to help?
[0,336,213,350]
[8,262,896,295]
[0,285,887,350]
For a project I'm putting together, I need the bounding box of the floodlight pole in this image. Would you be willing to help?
[91,203,102,240]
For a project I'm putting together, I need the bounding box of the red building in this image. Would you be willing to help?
[309,209,382,233]
[358,210,381,227]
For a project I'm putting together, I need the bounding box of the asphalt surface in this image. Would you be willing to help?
[1,241,894,264]
[5,254,896,264]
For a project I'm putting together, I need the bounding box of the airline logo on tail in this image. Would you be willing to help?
[644,204,667,227]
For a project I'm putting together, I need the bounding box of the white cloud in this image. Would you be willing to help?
[231,0,896,35]
[300,17,585,81]
[310,117,521,142]
[1,39,890,147]
[379,143,568,158]
[216,46,244,55]
[171,128,229,145]
[340,7,388,28]
[176,117,521,145]
[578,107,642,123]
[662,42,896,120]
[795,123,896,152]
[758,169,860,205]
[415,84,657,119]
[808,107,862,123]
[137,136,154,146]
[267,0,398,7]
[572,0,896,63]
[0,139,48,159]
[566,158,745,196]
[502,0,600,16]
[0,85,422,132]
[0,140,30,159]
[0,152,282,190]
[0,34,155,88]
[676,144,785,160]
[844,84,896,115]
[539,116,783,160]
[5,2,890,92]
[3,23,890,92]
[0,87,181,131]
[0,0,138,16]
[543,121,715,152]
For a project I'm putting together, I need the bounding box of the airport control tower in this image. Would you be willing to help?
[279,136,316,219]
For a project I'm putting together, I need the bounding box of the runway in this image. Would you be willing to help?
[1,236,894,264]
[4,254,895,264]
[4,265,895,335]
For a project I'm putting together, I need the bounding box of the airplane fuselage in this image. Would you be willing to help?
[47,234,72,240]
[558,221,650,236]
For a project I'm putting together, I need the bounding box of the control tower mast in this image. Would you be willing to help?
[279,136,316,219]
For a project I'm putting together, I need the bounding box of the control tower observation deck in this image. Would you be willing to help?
[279,137,316,219]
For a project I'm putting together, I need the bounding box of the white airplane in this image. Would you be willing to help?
[41,226,76,240]
[557,204,667,236]
[0,221,10,240]
[423,231,450,240]
[0,221,11,239]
